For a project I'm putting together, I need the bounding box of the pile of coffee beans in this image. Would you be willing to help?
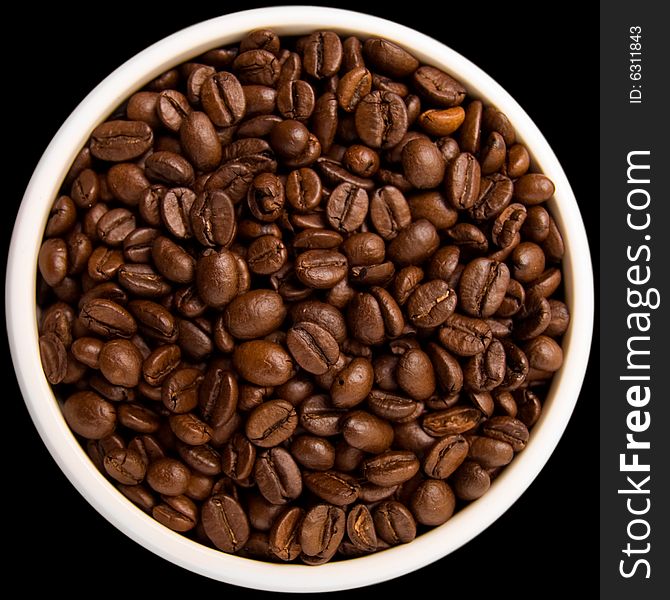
[36,28,569,564]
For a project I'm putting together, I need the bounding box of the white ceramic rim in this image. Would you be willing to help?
[6,6,594,593]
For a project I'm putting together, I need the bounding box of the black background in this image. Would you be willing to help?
[4,2,598,595]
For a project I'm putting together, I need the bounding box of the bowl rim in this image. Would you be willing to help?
[6,6,594,592]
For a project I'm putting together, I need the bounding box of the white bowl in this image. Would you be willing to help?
[6,6,594,593]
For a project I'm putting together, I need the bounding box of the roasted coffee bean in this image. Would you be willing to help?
[62,391,116,439]
[482,416,530,452]
[290,436,335,471]
[170,413,213,446]
[369,186,411,240]
[162,368,203,414]
[39,239,68,287]
[190,190,237,248]
[406,280,456,328]
[346,504,377,552]
[178,111,222,173]
[146,457,190,496]
[104,447,146,485]
[413,66,466,107]
[373,500,416,545]
[466,435,514,468]
[423,406,483,436]
[423,434,469,479]
[362,450,419,486]
[220,432,256,480]
[303,470,359,505]
[247,235,288,275]
[411,479,455,526]
[337,68,373,113]
[99,339,143,387]
[326,182,368,233]
[128,299,178,343]
[300,504,345,559]
[80,299,137,339]
[459,258,510,318]
[446,152,481,210]
[418,107,465,137]
[156,89,190,132]
[287,321,339,375]
[330,357,374,408]
[295,250,347,289]
[233,341,294,386]
[396,348,435,400]
[245,399,298,447]
[402,137,445,189]
[223,290,286,340]
[452,461,491,500]
[90,120,153,162]
[247,173,285,222]
[439,314,492,356]
[117,264,171,298]
[269,506,304,561]
[254,446,303,504]
[341,410,394,453]
[355,91,408,149]
[388,219,439,265]
[153,495,198,532]
[152,236,196,284]
[195,248,238,309]
[545,299,570,337]
[200,71,246,126]
[118,404,160,434]
[202,494,250,552]
[142,344,181,387]
[70,169,101,209]
[514,173,555,205]
[39,333,68,384]
[285,167,322,212]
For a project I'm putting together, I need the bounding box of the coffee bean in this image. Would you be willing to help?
[373,500,416,545]
[514,173,555,204]
[303,470,360,505]
[424,434,469,478]
[466,435,514,468]
[39,333,68,384]
[410,479,455,526]
[406,279,457,328]
[402,137,445,189]
[99,339,143,387]
[326,182,369,233]
[452,461,491,500]
[269,506,304,561]
[303,31,342,79]
[413,66,466,107]
[290,436,335,471]
[369,186,412,240]
[201,72,246,126]
[482,416,530,451]
[146,457,190,496]
[295,249,348,289]
[423,406,483,436]
[387,219,440,266]
[233,341,294,386]
[362,450,420,486]
[104,447,146,485]
[254,446,302,504]
[337,67,372,113]
[195,248,238,309]
[153,495,198,532]
[346,504,377,552]
[341,410,394,453]
[245,399,297,447]
[90,120,153,162]
[202,494,250,552]
[287,321,339,375]
[355,91,408,149]
[247,235,287,275]
[62,391,116,439]
[179,111,222,172]
[446,152,481,210]
[330,357,374,408]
